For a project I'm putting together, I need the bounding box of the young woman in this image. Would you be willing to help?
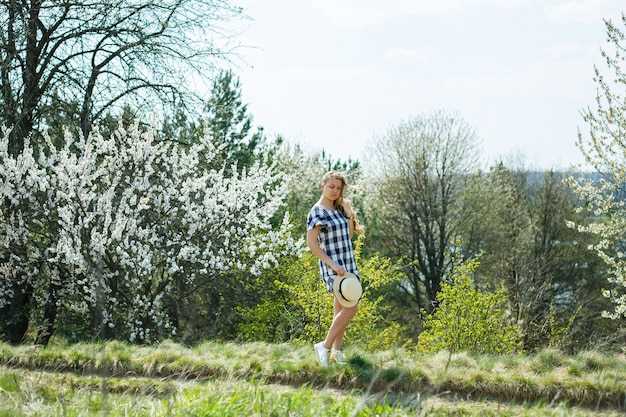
[306,170,365,366]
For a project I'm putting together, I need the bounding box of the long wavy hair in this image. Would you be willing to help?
[321,171,365,235]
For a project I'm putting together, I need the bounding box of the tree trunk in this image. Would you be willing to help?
[35,278,62,346]
[0,278,33,344]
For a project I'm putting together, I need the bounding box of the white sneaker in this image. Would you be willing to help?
[314,342,329,366]
[330,350,347,365]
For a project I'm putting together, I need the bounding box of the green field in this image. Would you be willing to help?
[0,340,624,416]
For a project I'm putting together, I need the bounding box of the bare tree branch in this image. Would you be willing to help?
[0,0,244,154]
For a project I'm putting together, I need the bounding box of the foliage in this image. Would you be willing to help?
[0,118,302,344]
[237,237,407,351]
[363,110,482,314]
[473,165,608,351]
[202,69,271,170]
[549,304,582,350]
[163,70,276,173]
[418,257,522,355]
[566,13,626,320]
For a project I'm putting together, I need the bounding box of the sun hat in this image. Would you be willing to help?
[332,272,362,307]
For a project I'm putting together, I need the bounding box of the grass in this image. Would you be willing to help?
[0,339,624,416]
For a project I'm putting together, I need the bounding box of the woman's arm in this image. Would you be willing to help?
[307,225,346,276]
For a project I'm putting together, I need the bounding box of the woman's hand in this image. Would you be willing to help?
[331,262,346,276]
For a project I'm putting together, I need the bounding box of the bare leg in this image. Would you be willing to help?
[323,296,358,350]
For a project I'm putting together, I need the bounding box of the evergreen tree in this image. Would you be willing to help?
[203,70,265,171]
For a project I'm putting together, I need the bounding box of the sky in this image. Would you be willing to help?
[228,0,624,170]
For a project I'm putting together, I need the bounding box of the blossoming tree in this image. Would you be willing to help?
[566,14,626,320]
[0,118,302,344]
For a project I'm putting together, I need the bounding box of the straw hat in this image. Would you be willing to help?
[332,272,362,307]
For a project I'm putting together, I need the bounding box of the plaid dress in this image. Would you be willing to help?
[307,205,360,292]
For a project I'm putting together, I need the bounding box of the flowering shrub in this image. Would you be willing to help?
[565,16,626,320]
[0,118,303,343]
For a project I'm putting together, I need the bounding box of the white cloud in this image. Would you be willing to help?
[384,47,430,63]
[310,0,390,27]
[397,0,526,15]
[527,42,595,59]
[543,0,623,24]
[311,0,527,27]
[277,66,382,84]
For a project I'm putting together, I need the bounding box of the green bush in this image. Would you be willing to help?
[417,257,522,354]
[237,237,408,350]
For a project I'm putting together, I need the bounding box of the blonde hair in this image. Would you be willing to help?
[321,171,365,235]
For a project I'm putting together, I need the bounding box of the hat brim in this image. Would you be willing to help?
[332,272,362,307]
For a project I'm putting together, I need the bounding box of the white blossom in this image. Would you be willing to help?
[0,119,304,342]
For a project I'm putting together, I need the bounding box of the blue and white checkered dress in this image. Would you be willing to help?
[307,205,360,292]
